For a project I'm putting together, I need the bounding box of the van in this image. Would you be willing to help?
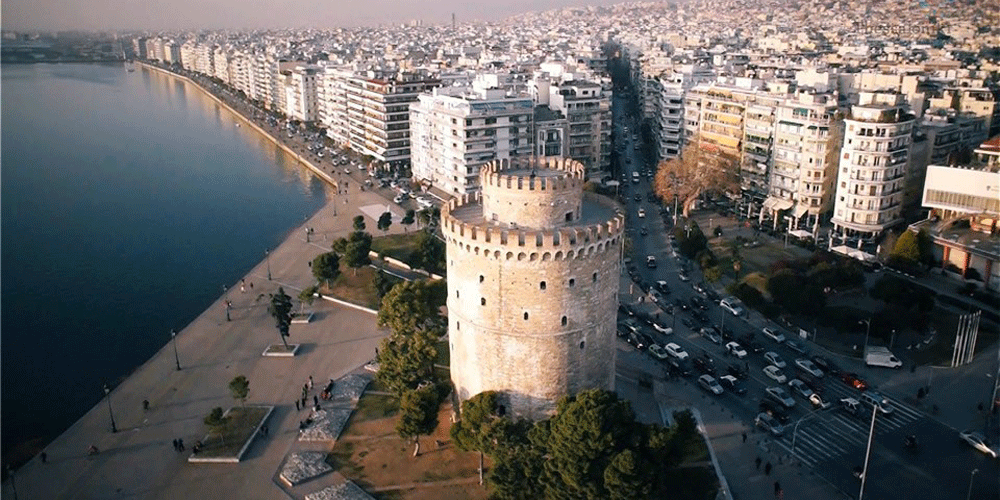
[720,298,744,316]
[864,346,902,368]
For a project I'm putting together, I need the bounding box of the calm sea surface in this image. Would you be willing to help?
[1,63,329,458]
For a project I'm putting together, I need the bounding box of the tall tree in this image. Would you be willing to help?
[653,135,738,217]
[203,407,229,446]
[377,280,447,337]
[396,386,440,457]
[352,215,366,232]
[332,232,372,276]
[373,270,401,302]
[604,449,653,500]
[311,252,341,286]
[402,209,416,232]
[889,230,921,265]
[411,230,446,274]
[377,211,393,233]
[375,333,438,396]
[267,287,293,348]
[228,376,249,407]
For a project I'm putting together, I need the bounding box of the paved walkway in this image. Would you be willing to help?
[1,72,418,500]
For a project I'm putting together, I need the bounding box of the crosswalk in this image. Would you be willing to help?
[773,382,926,468]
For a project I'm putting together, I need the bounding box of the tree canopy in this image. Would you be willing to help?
[377,279,447,337]
[375,330,438,396]
[312,252,341,286]
[267,287,294,347]
[352,215,366,232]
[653,137,739,217]
[402,209,416,228]
[229,375,249,406]
[396,385,441,456]
[333,231,372,275]
[378,211,393,233]
[411,230,446,274]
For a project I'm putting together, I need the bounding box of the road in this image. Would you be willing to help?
[610,92,999,500]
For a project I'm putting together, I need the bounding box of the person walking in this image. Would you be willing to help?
[177,439,185,452]
[742,432,747,443]
[308,376,314,391]
[314,394,319,407]
[172,439,179,452]
[764,462,772,475]
[295,400,300,411]
[40,452,47,464]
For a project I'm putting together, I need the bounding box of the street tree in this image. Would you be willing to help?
[377,211,393,233]
[267,287,294,348]
[402,209,415,232]
[228,375,249,407]
[377,280,447,337]
[653,136,738,217]
[204,407,229,446]
[332,231,372,276]
[396,386,440,457]
[604,449,653,500]
[298,285,318,312]
[311,252,341,286]
[352,215,366,232]
[373,270,401,302]
[411,230,446,274]
[375,332,438,396]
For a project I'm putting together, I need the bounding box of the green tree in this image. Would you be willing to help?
[298,285,318,312]
[267,287,293,348]
[375,332,438,396]
[373,270,401,302]
[352,215,366,232]
[396,386,440,457]
[411,230,446,274]
[703,266,723,283]
[377,280,447,337]
[311,252,341,286]
[889,230,921,265]
[343,237,372,276]
[402,209,415,231]
[229,375,249,407]
[377,211,393,233]
[604,449,653,500]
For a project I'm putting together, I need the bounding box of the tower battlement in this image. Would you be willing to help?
[479,157,586,192]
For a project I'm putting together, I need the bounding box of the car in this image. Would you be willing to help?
[840,397,862,416]
[808,393,831,409]
[680,317,695,329]
[840,372,869,391]
[727,363,748,380]
[652,322,673,335]
[958,430,998,458]
[811,355,839,375]
[762,327,786,343]
[692,282,706,295]
[795,359,824,378]
[698,374,724,395]
[678,272,690,282]
[693,356,717,376]
[725,342,747,359]
[764,352,787,369]
[701,328,722,345]
[859,392,895,415]
[665,343,689,360]
[648,343,670,361]
[689,296,709,311]
[655,281,671,294]
[755,412,785,436]
[666,357,694,378]
[785,339,808,355]
[633,193,642,201]
[763,365,788,383]
[718,375,746,395]
[393,194,406,204]
[625,332,646,350]
[646,255,657,268]
[788,379,814,399]
[765,386,796,408]
[637,208,646,218]
[691,311,709,324]
[639,226,648,236]
[758,400,792,424]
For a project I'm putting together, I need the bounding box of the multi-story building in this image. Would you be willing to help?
[534,75,611,176]
[907,109,989,208]
[766,92,841,229]
[740,96,781,199]
[212,47,230,85]
[180,41,198,72]
[317,66,352,147]
[927,86,1000,137]
[131,37,147,60]
[534,105,569,159]
[162,41,181,66]
[831,91,915,237]
[282,65,319,122]
[409,82,534,195]
[194,44,214,77]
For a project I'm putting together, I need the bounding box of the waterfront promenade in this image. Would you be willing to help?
[1,68,410,499]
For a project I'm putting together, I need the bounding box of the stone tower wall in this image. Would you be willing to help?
[480,157,586,228]
[443,161,623,420]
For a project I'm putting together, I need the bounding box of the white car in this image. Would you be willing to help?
[637,208,646,218]
[648,344,670,361]
[763,365,788,384]
[762,327,786,344]
[725,342,747,359]
[698,374,724,395]
[665,342,689,360]
[764,351,787,369]
[765,386,796,408]
[788,379,814,399]
[959,430,998,458]
[652,322,673,335]
[795,358,824,378]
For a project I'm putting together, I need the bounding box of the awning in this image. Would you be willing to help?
[794,204,810,219]
[762,196,794,212]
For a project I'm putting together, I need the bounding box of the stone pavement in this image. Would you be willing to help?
[1,116,418,499]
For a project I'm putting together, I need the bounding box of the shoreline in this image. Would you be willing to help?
[135,61,343,193]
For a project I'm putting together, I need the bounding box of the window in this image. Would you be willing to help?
[479,275,484,283]
[456,291,460,298]
[566,212,573,222]
[562,316,568,326]
[481,298,486,306]
[580,341,585,349]
[540,281,546,290]
[592,272,597,282]
[569,279,575,287]
[524,312,529,320]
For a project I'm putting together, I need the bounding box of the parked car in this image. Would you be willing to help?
[648,344,670,361]
[840,397,862,416]
[701,328,722,345]
[795,358,824,378]
[693,356,717,376]
[758,400,792,424]
[840,372,869,391]
[811,355,839,375]
[718,375,747,395]
[785,339,808,355]
[763,365,788,384]
[698,375,724,395]
[725,341,747,359]
[678,271,690,282]
[667,357,693,378]
[755,412,785,436]
[652,322,673,335]
[765,386,796,408]
[646,255,657,268]
[762,327,786,343]
[958,430,998,458]
[655,280,671,294]
[764,352,787,369]
[665,343,689,360]
[788,379,814,400]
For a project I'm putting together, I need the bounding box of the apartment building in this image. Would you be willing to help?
[282,65,320,122]
[654,66,715,160]
[180,41,197,72]
[410,82,534,194]
[212,47,230,84]
[907,109,989,207]
[766,92,841,229]
[343,72,440,167]
[927,86,1000,137]
[534,77,611,176]
[831,91,915,236]
[317,66,352,146]
[534,105,569,159]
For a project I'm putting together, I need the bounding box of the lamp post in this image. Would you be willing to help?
[171,329,181,371]
[265,249,272,280]
[104,383,117,433]
[858,403,878,500]
[223,285,230,322]
[791,406,827,455]
[965,469,978,500]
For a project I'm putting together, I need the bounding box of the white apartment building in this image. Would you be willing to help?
[180,41,198,72]
[534,76,610,176]
[832,91,915,236]
[229,51,252,99]
[162,42,181,65]
[194,44,214,77]
[766,92,841,229]
[283,65,319,122]
[212,47,230,84]
[410,82,534,194]
[317,66,352,146]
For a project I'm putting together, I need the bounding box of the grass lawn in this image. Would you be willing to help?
[372,233,421,264]
[353,393,399,423]
[322,266,379,309]
[195,406,269,459]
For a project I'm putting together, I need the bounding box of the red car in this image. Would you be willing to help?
[840,372,868,391]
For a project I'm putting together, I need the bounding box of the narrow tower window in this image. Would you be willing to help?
[540,281,546,290]
[592,272,597,282]
[561,316,568,326]
[481,298,486,306]
[569,278,575,287]
[524,312,529,320]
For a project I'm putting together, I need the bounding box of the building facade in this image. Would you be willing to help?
[442,158,623,419]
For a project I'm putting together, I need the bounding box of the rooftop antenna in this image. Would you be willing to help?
[452,13,456,29]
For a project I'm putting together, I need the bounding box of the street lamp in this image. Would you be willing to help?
[171,329,181,371]
[858,403,878,500]
[223,285,230,322]
[791,406,827,455]
[966,469,978,500]
[103,383,117,433]
[265,249,272,280]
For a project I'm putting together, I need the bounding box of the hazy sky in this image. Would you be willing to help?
[3,0,620,31]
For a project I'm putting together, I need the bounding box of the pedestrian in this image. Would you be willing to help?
[301,396,307,409]
[309,376,314,390]
[262,424,268,436]
[295,399,300,411]
[172,439,179,451]
[756,457,762,470]
[764,462,772,475]
[249,282,253,290]
[742,432,747,443]
[241,284,246,293]
[178,439,185,452]
[40,452,47,464]
[143,399,150,411]
[314,394,319,406]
